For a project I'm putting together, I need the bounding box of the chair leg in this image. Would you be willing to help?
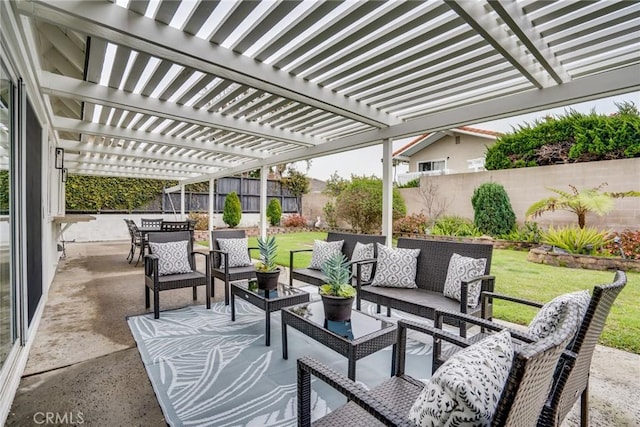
[206,281,211,309]
[297,362,312,427]
[127,243,134,261]
[580,381,589,427]
[193,286,197,300]
[154,288,160,319]
[376,304,381,314]
[224,278,230,306]
[145,286,150,308]
[387,307,391,317]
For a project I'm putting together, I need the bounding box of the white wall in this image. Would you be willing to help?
[61,213,263,242]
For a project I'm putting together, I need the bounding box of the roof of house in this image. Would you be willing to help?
[393,127,502,158]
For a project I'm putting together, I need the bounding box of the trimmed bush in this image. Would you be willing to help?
[282,214,307,227]
[393,213,429,234]
[187,211,208,230]
[222,192,242,228]
[267,198,282,226]
[471,183,516,236]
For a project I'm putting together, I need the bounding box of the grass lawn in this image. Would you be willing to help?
[210,231,639,354]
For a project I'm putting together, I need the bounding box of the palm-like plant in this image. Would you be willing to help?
[319,253,356,298]
[256,235,278,272]
[526,183,640,229]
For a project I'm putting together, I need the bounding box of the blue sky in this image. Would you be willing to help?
[300,91,640,181]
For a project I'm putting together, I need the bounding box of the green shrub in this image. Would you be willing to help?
[323,201,338,228]
[222,192,242,228]
[431,216,480,237]
[471,183,516,236]
[541,225,611,254]
[266,198,282,226]
[499,221,542,243]
[393,213,429,234]
[397,178,419,188]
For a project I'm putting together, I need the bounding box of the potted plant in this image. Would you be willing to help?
[319,253,356,322]
[255,235,280,290]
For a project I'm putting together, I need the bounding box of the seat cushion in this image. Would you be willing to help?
[148,240,192,276]
[371,243,420,288]
[408,329,514,426]
[308,240,344,270]
[527,290,591,340]
[351,242,374,282]
[360,286,463,314]
[442,253,487,307]
[216,238,253,267]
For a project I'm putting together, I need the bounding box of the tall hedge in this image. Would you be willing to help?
[266,198,282,226]
[471,183,515,236]
[484,102,640,170]
[223,191,242,228]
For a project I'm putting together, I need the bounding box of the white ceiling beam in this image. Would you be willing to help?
[69,164,197,179]
[52,116,267,160]
[58,138,233,169]
[65,153,219,175]
[168,63,640,188]
[487,0,570,84]
[39,71,319,148]
[444,0,553,88]
[38,22,84,72]
[19,0,398,128]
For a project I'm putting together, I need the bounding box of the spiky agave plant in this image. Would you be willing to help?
[319,253,356,298]
[256,235,278,272]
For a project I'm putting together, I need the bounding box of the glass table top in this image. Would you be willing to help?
[287,301,394,341]
[235,279,306,300]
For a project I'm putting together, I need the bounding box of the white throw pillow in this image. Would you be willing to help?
[217,238,252,268]
[308,240,344,270]
[148,240,192,276]
[408,329,514,426]
[528,290,591,340]
[371,243,420,288]
[351,242,375,282]
[443,253,487,307]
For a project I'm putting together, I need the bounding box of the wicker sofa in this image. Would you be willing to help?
[289,231,386,288]
[357,237,495,337]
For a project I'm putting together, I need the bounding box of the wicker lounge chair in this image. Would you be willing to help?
[298,302,579,427]
[289,231,386,288]
[144,231,211,318]
[210,229,258,305]
[357,237,495,337]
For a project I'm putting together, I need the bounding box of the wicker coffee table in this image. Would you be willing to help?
[231,280,309,346]
[281,301,397,380]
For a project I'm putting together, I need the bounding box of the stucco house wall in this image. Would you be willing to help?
[400,158,640,232]
[407,133,494,174]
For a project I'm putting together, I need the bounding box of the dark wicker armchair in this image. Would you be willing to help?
[429,270,626,427]
[210,229,258,305]
[298,305,578,427]
[144,231,211,319]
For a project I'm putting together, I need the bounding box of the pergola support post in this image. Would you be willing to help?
[260,166,268,240]
[381,138,393,246]
[208,178,214,248]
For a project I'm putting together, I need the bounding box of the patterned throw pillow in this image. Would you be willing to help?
[308,240,344,270]
[408,329,514,426]
[216,238,253,268]
[371,243,420,288]
[351,242,375,282]
[443,253,488,307]
[148,240,192,276]
[528,290,591,340]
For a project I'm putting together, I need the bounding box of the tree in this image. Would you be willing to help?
[281,168,310,213]
[335,175,406,233]
[526,183,640,229]
[222,191,242,228]
[266,198,282,226]
[471,183,516,236]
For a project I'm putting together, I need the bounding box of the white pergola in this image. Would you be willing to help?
[6,0,640,238]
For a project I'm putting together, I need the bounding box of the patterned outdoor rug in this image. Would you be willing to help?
[128,293,432,427]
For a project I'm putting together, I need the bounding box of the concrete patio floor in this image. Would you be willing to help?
[6,241,639,426]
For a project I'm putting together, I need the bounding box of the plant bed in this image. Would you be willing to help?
[527,247,640,272]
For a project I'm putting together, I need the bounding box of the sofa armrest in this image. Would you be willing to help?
[192,251,211,275]
[297,356,414,427]
[144,253,159,278]
[209,249,229,273]
[434,309,536,344]
[459,274,495,315]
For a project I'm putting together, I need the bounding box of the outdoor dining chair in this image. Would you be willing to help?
[160,221,190,231]
[210,229,258,305]
[124,219,143,264]
[298,301,579,427]
[144,230,211,319]
[141,218,163,228]
[430,270,627,427]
